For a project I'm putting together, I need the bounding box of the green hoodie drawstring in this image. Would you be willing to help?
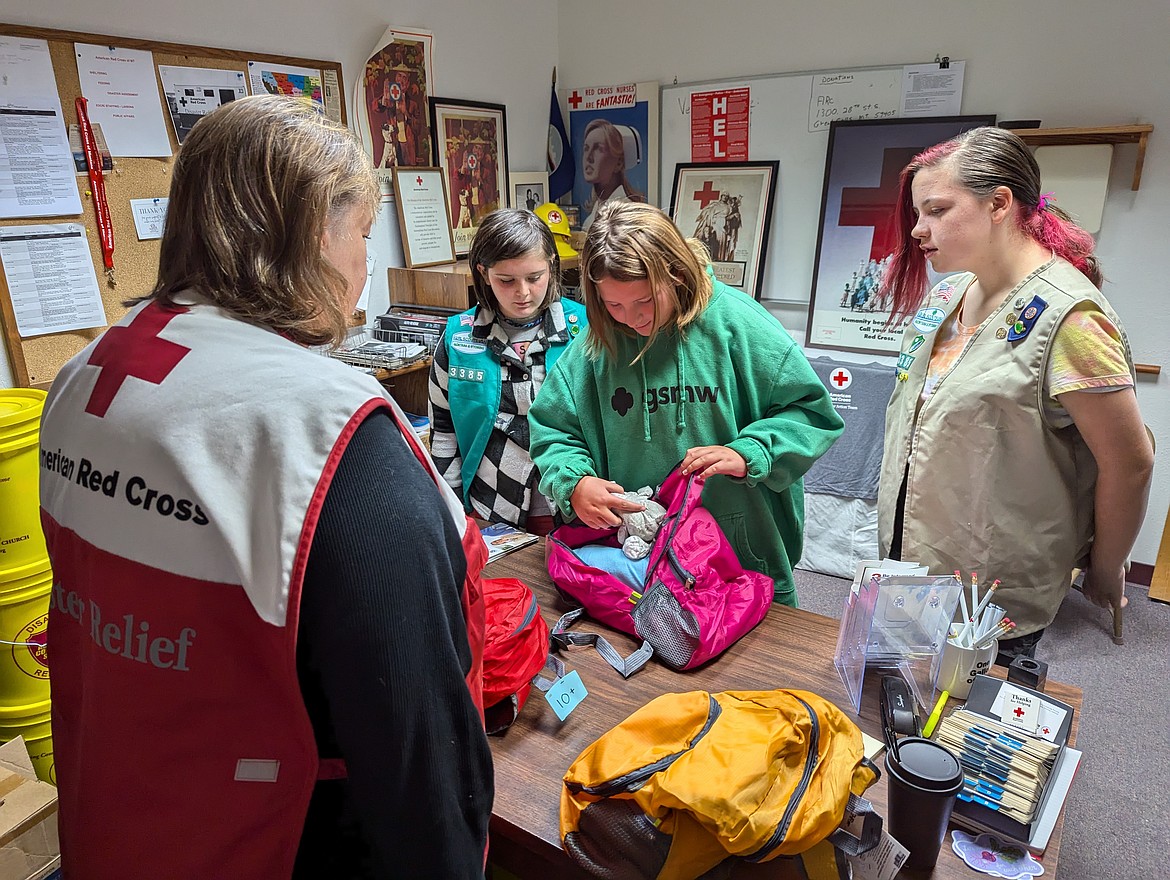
[639,357,651,441]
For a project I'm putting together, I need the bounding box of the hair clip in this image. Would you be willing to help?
[1036,191,1055,212]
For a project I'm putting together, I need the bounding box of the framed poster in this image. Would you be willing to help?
[669,161,778,300]
[358,28,433,189]
[561,81,659,232]
[428,97,509,257]
[805,115,995,355]
[390,166,456,268]
[510,171,549,211]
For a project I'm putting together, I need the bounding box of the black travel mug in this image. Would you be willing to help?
[884,737,963,869]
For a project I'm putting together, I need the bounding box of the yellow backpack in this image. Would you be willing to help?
[561,689,881,880]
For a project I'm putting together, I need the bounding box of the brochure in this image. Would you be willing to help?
[481,522,539,563]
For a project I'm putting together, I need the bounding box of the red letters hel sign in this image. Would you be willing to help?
[691,87,750,162]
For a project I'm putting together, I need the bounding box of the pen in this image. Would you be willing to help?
[922,689,949,738]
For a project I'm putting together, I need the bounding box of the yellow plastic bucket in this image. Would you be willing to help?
[0,557,52,706]
[0,698,54,784]
[0,389,49,569]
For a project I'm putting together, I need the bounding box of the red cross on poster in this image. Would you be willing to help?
[690,88,749,162]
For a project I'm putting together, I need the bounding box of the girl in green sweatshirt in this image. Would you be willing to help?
[529,201,843,604]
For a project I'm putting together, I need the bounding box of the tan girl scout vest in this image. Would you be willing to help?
[878,257,1134,635]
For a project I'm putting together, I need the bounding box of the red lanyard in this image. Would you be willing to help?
[76,96,115,287]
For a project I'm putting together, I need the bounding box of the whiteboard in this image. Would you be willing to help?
[661,65,911,306]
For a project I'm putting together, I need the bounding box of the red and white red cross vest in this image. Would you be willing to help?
[38,298,486,879]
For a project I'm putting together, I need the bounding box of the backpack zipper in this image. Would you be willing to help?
[646,473,698,589]
[508,592,538,638]
[566,695,721,797]
[746,694,820,861]
[666,546,696,590]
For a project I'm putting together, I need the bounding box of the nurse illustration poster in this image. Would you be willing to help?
[560,82,658,231]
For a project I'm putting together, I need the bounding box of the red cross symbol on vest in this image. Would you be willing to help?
[830,368,853,390]
[568,91,583,109]
[84,303,191,418]
[389,82,402,102]
[692,181,720,209]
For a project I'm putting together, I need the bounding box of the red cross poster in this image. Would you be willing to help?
[690,88,749,162]
[805,116,992,355]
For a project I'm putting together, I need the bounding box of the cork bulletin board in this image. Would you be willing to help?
[0,23,346,386]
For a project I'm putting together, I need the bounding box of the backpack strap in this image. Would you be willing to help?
[825,793,883,857]
[530,654,567,693]
[550,607,654,678]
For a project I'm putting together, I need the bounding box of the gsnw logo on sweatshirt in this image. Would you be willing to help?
[610,384,720,416]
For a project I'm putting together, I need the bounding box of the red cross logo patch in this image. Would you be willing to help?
[548,210,562,224]
[389,82,402,102]
[84,304,191,418]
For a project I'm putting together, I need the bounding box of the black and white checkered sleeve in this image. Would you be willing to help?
[427,338,463,494]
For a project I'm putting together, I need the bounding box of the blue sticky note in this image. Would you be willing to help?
[545,670,588,721]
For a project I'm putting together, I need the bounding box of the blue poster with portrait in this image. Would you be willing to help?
[561,81,659,231]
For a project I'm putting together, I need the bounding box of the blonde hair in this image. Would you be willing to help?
[139,95,378,346]
[582,119,645,212]
[581,201,712,362]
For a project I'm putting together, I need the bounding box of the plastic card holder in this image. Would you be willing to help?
[835,574,962,714]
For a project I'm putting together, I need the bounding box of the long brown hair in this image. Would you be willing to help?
[882,126,1101,325]
[138,95,378,346]
[581,201,711,363]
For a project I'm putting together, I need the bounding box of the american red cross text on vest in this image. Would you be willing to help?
[84,304,191,418]
[693,181,721,209]
[568,90,583,109]
[838,146,918,261]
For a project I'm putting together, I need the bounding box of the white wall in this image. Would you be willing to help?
[0,0,557,384]
[557,0,1170,565]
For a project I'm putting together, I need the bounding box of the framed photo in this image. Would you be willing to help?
[390,166,456,268]
[510,171,548,211]
[805,115,996,355]
[428,97,509,257]
[669,161,779,300]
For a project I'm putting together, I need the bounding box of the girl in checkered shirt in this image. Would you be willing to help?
[429,209,588,534]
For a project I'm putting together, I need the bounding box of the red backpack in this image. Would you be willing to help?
[481,576,553,734]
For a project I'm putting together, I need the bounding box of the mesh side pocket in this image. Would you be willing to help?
[564,798,671,880]
[632,582,700,669]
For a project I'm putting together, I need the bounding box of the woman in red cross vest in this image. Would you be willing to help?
[39,95,492,880]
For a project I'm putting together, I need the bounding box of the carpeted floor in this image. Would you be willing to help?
[793,568,1170,879]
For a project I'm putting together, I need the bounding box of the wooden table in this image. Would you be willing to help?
[484,543,1082,879]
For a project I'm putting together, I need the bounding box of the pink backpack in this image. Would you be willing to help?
[546,466,774,675]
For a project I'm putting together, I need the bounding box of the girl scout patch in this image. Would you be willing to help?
[909,334,926,353]
[912,307,945,333]
[897,352,915,371]
[937,282,955,304]
[1007,295,1048,341]
[451,331,487,354]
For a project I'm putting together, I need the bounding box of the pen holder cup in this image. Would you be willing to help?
[937,636,997,700]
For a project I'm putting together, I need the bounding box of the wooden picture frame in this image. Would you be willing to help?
[509,171,549,211]
[804,115,995,355]
[669,161,778,300]
[427,97,509,257]
[390,166,456,268]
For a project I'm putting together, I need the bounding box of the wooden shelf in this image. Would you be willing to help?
[1009,124,1154,190]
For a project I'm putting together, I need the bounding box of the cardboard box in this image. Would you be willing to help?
[0,737,59,880]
